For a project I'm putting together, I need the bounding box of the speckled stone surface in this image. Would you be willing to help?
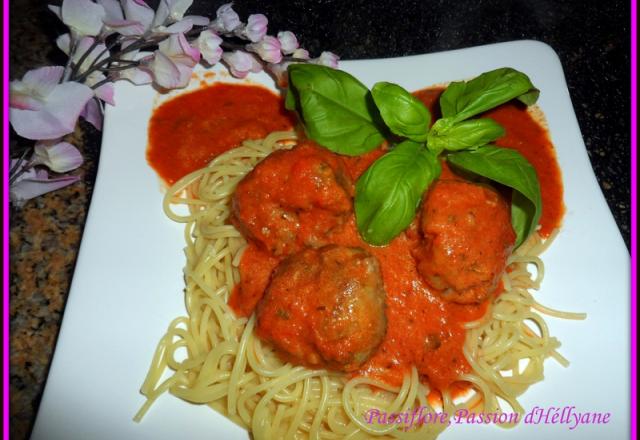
[9,0,630,438]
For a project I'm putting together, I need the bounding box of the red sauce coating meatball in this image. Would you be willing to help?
[256,245,387,372]
[231,142,353,256]
[413,180,516,304]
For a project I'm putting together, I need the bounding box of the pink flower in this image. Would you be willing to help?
[32,140,84,173]
[277,31,298,54]
[10,161,81,207]
[311,51,339,68]
[152,0,197,34]
[240,14,268,42]
[117,49,154,85]
[121,0,154,33]
[58,0,106,37]
[291,48,310,60]
[184,15,209,26]
[80,98,104,130]
[197,30,223,64]
[148,33,199,88]
[247,35,282,63]
[57,34,109,74]
[154,0,193,24]
[10,66,94,140]
[221,51,263,78]
[96,0,122,21]
[211,3,240,33]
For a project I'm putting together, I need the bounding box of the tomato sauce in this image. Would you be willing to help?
[413,87,564,236]
[147,83,296,184]
[148,83,565,393]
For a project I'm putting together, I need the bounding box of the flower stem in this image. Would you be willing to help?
[70,37,102,80]
[61,34,77,83]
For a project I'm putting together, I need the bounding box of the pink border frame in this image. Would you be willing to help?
[0,2,637,440]
[630,0,637,439]
[3,0,11,438]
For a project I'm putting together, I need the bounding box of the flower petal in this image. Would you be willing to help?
[9,66,65,111]
[48,4,62,20]
[80,98,104,130]
[197,30,223,64]
[122,0,154,31]
[149,50,183,88]
[23,66,65,93]
[11,173,81,207]
[184,14,209,26]
[33,140,84,172]
[222,51,262,78]
[311,51,339,68]
[277,31,299,54]
[61,0,106,36]
[242,14,267,43]
[159,32,199,64]
[97,0,123,21]
[155,18,193,34]
[167,0,192,20]
[103,19,146,35]
[247,35,282,64]
[10,81,94,140]
[211,3,240,33]
[292,48,310,60]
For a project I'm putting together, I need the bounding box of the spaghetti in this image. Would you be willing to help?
[135,131,585,439]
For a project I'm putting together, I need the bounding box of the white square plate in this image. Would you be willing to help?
[31,40,630,440]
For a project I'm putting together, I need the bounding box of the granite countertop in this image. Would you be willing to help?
[9,0,630,438]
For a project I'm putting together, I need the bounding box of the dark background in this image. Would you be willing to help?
[9,0,630,438]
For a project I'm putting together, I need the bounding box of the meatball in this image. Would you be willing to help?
[232,142,353,256]
[256,245,387,372]
[413,180,516,304]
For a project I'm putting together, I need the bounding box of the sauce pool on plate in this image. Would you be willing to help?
[147,83,296,184]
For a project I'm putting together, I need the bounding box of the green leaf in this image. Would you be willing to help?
[446,145,541,247]
[440,68,539,123]
[284,85,297,111]
[427,118,505,152]
[371,81,431,142]
[287,64,384,155]
[355,141,441,245]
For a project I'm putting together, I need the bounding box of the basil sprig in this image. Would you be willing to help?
[371,82,430,142]
[286,64,384,155]
[355,141,440,245]
[446,146,542,247]
[439,67,539,122]
[287,65,543,246]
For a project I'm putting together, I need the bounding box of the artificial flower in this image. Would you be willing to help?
[211,3,240,33]
[292,48,310,60]
[10,162,81,207]
[241,14,268,43]
[221,50,263,78]
[10,66,94,140]
[247,35,282,64]
[59,0,106,37]
[148,33,199,88]
[311,51,339,68]
[277,31,298,54]
[121,0,154,33]
[32,140,84,173]
[197,30,223,64]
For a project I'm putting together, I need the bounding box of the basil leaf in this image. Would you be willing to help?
[287,64,384,155]
[355,141,441,245]
[446,145,541,247]
[284,85,297,111]
[371,81,430,142]
[427,118,505,152]
[440,68,539,123]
